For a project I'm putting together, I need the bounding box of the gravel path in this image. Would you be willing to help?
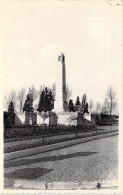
[4,135,118,187]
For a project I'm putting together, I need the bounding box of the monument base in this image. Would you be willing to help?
[36,111,91,126]
[49,111,86,126]
[57,112,78,126]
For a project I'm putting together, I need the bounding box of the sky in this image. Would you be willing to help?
[1,0,122,106]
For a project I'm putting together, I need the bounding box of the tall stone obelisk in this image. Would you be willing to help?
[54,52,67,112]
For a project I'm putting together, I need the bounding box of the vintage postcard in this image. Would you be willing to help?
[0,0,123,193]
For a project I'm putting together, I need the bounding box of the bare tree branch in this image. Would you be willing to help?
[17,87,26,112]
[50,83,72,101]
[38,85,46,96]
[4,96,10,111]
[106,86,116,116]
[102,98,110,114]
[9,90,17,110]
[95,101,102,113]
[66,84,72,101]
[112,100,118,115]
[29,85,38,102]
[51,82,56,99]
[89,100,94,113]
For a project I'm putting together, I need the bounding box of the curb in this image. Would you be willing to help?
[4,131,118,161]
[4,179,118,190]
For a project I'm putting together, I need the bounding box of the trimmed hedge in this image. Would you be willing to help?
[97,121,118,126]
[4,124,97,139]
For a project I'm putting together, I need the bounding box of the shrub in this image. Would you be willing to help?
[4,122,97,140]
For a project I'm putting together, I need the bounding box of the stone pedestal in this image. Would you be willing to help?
[56,112,78,126]
[49,112,58,126]
[49,111,86,126]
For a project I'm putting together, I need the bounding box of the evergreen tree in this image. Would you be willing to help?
[37,90,45,112]
[8,101,15,125]
[48,89,54,110]
[83,103,89,114]
[37,87,54,112]
[82,94,87,112]
[75,96,80,105]
[68,99,74,112]
[23,93,34,112]
[8,101,14,113]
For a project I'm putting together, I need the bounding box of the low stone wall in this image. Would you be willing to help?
[15,112,25,125]
[15,112,37,125]
[14,111,92,126]
[84,113,91,121]
[37,113,49,125]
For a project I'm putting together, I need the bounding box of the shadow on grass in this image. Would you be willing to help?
[5,151,97,168]
[4,167,53,180]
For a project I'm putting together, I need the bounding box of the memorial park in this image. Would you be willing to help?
[4,53,119,189]
[0,0,123,190]
[2,0,121,190]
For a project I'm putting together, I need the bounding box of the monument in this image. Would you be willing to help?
[54,52,67,112]
[52,52,78,126]
[49,52,91,126]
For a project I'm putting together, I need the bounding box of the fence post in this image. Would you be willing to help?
[96,125,98,134]
[43,123,45,145]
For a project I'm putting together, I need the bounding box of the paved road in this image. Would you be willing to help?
[4,135,118,189]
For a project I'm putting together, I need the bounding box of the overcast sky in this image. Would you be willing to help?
[1,0,122,105]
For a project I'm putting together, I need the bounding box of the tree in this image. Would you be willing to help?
[8,101,14,113]
[37,90,45,112]
[75,96,81,105]
[29,85,38,102]
[37,87,54,112]
[38,85,46,96]
[6,90,17,110]
[4,90,17,111]
[23,93,34,113]
[51,83,56,99]
[9,90,16,105]
[112,100,118,115]
[68,99,74,112]
[17,87,26,112]
[51,83,72,101]
[102,98,110,114]
[95,101,101,113]
[66,84,72,101]
[82,94,87,112]
[48,89,54,110]
[83,103,89,114]
[106,86,116,117]
[8,101,15,125]
[89,100,94,113]
[34,103,38,112]
[4,96,10,111]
